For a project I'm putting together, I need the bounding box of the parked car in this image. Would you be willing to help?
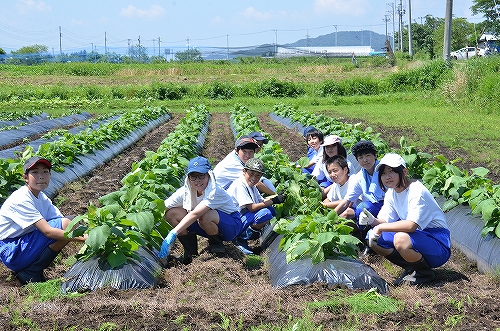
[450,47,486,60]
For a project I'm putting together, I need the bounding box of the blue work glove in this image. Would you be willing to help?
[158,231,177,258]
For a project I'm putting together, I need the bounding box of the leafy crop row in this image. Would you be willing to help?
[230,104,360,263]
[272,103,500,239]
[65,105,210,268]
[0,106,169,205]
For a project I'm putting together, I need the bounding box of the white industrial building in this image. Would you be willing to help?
[276,46,375,58]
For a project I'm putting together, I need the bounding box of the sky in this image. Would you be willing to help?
[0,0,482,55]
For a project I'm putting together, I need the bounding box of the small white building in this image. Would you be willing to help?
[276,46,374,58]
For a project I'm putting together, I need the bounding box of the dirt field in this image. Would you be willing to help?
[1,111,499,330]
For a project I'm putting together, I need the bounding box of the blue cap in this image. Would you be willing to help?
[248,132,268,144]
[302,126,317,137]
[187,156,211,174]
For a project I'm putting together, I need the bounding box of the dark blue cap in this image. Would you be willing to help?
[187,156,211,174]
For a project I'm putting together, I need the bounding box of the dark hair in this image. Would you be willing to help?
[325,155,350,175]
[305,129,324,144]
[351,140,377,158]
[377,164,411,192]
[322,142,347,163]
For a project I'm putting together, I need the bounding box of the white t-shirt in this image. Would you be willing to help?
[213,151,276,192]
[312,158,353,184]
[213,151,244,189]
[326,176,351,202]
[0,185,63,240]
[377,180,448,230]
[165,183,238,215]
[226,175,264,213]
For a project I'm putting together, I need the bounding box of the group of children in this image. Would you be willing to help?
[296,126,451,285]
[0,127,451,287]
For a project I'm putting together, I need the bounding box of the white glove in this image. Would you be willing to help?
[367,229,380,248]
[359,208,375,226]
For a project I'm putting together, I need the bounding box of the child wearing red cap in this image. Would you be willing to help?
[0,156,87,285]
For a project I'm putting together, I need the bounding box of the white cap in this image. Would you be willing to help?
[320,135,342,147]
[375,153,406,172]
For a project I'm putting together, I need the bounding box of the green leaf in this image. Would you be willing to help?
[107,250,128,268]
[86,225,111,250]
[127,211,154,234]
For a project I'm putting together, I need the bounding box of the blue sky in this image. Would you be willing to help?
[0,0,481,54]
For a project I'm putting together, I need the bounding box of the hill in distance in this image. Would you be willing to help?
[231,30,389,57]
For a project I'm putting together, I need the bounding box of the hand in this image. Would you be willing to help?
[158,231,177,258]
[271,194,286,204]
[367,229,380,248]
[359,208,375,226]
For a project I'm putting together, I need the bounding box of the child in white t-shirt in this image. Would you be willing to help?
[227,158,285,254]
[0,156,86,285]
[321,155,356,219]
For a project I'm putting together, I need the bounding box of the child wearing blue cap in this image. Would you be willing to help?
[0,156,87,285]
[159,156,243,263]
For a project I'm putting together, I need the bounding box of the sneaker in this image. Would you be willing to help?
[232,238,254,255]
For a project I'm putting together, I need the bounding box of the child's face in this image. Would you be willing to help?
[380,166,408,192]
[237,148,255,164]
[188,172,209,192]
[356,153,376,172]
[23,164,51,194]
[307,136,321,151]
[324,144,338,157]
[327,162,348,185]
[243,169,263,187]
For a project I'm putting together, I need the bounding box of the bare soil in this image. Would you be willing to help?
[1,112,499,330]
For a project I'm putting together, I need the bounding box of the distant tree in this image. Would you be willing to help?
[175,48,203,62]
[472,0,500,36]
[0,48,6,55]
[433,18,474,55]
[128,44,148,63]
[11,44,48,55]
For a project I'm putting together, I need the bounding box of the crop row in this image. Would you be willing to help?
[0,106,170,205]
[65,104,210,268]
[271,103,500,239]
[229,104,359,263]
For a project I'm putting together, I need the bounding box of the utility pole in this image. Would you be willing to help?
[387,3,396,51]
[158,37,161,57]
[59,26,62,55]
[334,25,338,46]
[383,15,390,43]
[105,32,107,55]
[138,35,141,46]
[274,30,278,57]
[226,34,229,60]
[397,0,405,51]
[443,0,453,64]
[408,0,413,56]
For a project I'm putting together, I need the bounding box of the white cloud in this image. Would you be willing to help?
[241,7,273,21]
[16,0,51,14]
[119,4,166,19]
[314,0,367,16]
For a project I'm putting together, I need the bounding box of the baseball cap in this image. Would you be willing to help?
[244,158,265,174]
[235,137,259,150]
[248,132,268,144]
[321,135,342,147]
[23,156,52,174]
[375,153,407,172]
[187,156,212,174]
[302,126,317,137]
